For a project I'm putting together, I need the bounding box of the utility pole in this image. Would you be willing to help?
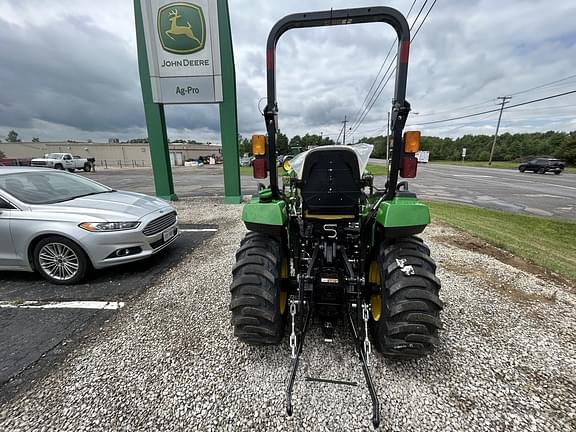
[489,96,512,166]
[386,111,390,163]
[342,115,348,145]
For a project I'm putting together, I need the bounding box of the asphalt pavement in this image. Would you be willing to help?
[0,227,215,403]
[81,163,576,219]
[385,163,576,219]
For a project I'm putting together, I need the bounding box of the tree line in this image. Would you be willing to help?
[238,130,575,165]
[360,131,576,164]
[238,132,337,155]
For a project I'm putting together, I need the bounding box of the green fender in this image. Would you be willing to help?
[242,191,287,235]
[373,196,430,239]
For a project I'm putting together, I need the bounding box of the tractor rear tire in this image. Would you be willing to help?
[370,236,443,359]
[230,232,286,345]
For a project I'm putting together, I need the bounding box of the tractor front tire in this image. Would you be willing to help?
[230,232,286,345]
[370,236,443,359]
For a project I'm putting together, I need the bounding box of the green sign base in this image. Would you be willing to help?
[224,195,241,204]
[159,193,179,202]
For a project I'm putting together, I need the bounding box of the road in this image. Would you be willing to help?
[378,163,576,219]
[81,163,576,219]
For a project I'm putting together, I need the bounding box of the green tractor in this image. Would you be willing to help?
[230,6,442,428]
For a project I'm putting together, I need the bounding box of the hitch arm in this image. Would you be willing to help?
[348,310,380,429]
[286,302,312,416]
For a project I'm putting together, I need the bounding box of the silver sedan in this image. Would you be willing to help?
[0,167,179,284]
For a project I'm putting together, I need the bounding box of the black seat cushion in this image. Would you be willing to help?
[300,147,362,216]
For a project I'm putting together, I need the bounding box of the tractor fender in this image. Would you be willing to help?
[242,196,287,236]
[373,197,430,239]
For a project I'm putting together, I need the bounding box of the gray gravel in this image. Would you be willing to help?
[1,198,575,431]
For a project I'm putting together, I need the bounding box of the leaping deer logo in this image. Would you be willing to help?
[157,3,206,54]
[166,8,201,45]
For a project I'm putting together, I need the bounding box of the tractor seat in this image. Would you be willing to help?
[299,146,362,220]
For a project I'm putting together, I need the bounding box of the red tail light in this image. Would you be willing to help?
[252,158,267,179]
[400,156,418,178]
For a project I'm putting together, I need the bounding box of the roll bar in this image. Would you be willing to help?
[263,7,412,198]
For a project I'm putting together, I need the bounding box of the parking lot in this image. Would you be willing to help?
[0,224,215,403]
[0,198,574,431]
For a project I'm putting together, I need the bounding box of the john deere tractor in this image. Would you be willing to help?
[230,6,442,428]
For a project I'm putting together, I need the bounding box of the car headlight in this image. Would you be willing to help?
[79,222,140,232]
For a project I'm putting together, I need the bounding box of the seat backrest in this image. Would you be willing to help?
[300,147,362,218]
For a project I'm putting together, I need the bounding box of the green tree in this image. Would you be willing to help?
[276,132,289,155]
[556,138,576,165]
[360,135,387,158]
[0,149,5,159]
[289,135,301,147]
[237,135,250,155]
[6,130,20,142]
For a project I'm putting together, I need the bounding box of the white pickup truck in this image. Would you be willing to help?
[31,153,91,172]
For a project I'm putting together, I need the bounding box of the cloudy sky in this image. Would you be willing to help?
[0,0,575,143]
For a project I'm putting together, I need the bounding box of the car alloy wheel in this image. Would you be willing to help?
[33,236,89,284]
[39,242,79,281]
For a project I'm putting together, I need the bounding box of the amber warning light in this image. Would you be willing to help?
[251,134,266,156]
[400,131,421,178]
[251,134,268,179]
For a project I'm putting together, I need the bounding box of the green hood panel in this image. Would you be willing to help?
[375,197,430,227]
[242,197,288,226]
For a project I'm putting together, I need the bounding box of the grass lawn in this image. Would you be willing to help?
[431,160,576,174]
[239,166,253,176]
[366,163,388,176]
[427,201,576,281]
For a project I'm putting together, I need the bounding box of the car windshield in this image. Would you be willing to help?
[0,171,112,204]
[45,153,65,159]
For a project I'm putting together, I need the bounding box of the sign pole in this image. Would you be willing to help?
[217,0,241,204]
[134,0,177,201]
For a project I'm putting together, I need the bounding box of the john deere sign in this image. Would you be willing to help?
[139,0,222,103]
[135,0,240,204]
[157,3,206,54]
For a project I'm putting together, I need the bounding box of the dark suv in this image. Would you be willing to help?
[518,158,565,175]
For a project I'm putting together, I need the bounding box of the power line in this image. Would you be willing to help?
[349,0,430,132]
[410,99,497,118]
[508,73,576,97]
[414,73,576,119]
[349,0,438,134]
[410,0,438,43]
[408,89,576,126]
[348,0,420,128]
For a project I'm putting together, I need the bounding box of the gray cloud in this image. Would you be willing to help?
[0,0,575,142]
[0,16,144,133]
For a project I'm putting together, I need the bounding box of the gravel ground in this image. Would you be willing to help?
[1,198,575,431]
